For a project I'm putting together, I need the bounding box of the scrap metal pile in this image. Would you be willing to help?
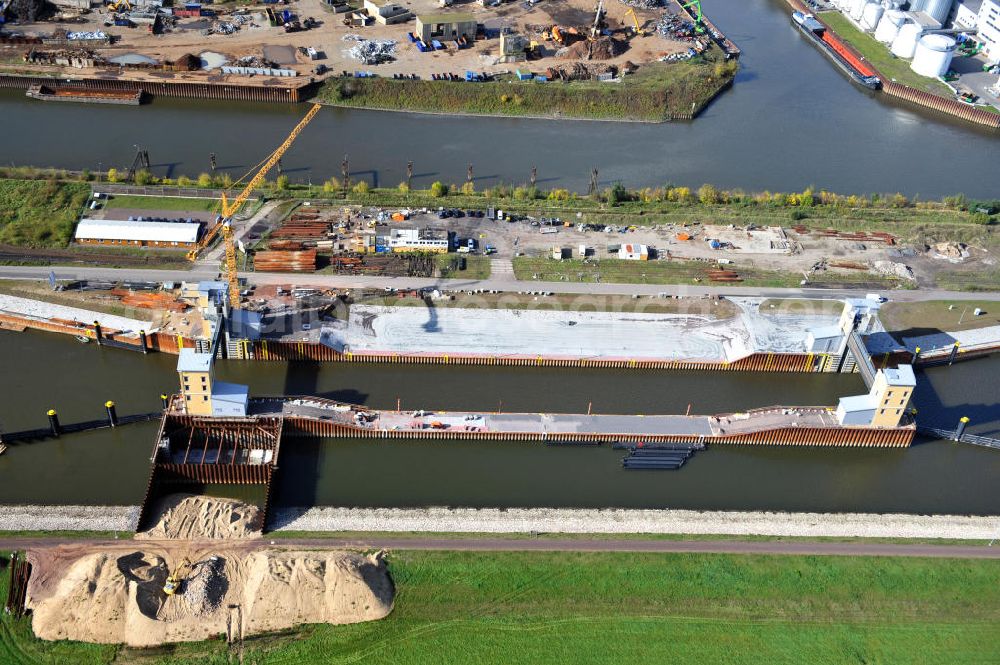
[619,0,663,7]
[343,34,396,64]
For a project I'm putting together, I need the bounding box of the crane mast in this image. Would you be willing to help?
[220,102,322,310]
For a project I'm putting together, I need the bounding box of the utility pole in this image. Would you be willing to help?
[467,163,474,183]
[276,158,283,176]
[530,165,537,188]
[342,154,350,192]
[589,167,599,197]
[406,160,413,190]
[210,152,217,172]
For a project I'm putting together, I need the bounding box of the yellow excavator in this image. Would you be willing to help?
[163,557,194,595]
[623,7,645,37]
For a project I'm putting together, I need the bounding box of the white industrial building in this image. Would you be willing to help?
[387,228,450,253]
[975,0,1000,59]
[75,218,201,247]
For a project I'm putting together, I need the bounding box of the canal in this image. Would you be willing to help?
[1,330,998,514]
[1,1,998,196]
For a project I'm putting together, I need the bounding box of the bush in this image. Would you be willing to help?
[197,173,213,188]
[970,212,993,225]
[461,181,476,196]
[698,184,720,205]
[789,209,808,221]
[105,168,119,184]
[134,169,153,186]
[397,182,410,194]
[606,182,630,205]
[430,181,449,198]
[353,180,370,194]
[177,175,192,187]
[323,177,341,193]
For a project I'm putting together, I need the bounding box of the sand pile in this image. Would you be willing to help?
[567,36,626,60]
[137,494,262,540]
[29,548,393,646]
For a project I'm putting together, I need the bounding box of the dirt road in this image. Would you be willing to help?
[4,536,1000,559]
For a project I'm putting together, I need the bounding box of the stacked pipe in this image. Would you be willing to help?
[253,250,317,272]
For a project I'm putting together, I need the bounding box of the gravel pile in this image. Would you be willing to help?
[0,505,139,531]
[184,556,228,616]
[274,506,1000,539]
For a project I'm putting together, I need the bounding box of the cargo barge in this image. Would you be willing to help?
[25,83,144,105]
[792,11,880,90]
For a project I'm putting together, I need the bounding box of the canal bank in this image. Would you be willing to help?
[0,4,998,196]
[0,329,998,514]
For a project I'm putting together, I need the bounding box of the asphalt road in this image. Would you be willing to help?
[1,265,998,301]
[3,536,1000,559]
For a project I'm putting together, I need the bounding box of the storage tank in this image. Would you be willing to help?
[874,9,906,42]
[911,33,956,77]
[862,2,885,30]
[850,0,867,19]
[923,0,953,23]
[891,21,922,57]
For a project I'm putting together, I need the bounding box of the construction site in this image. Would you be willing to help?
[1,0,737,109]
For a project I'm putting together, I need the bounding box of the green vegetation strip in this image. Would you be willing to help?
[819,12,954,97]
[103,195,222,213]
[879,300,1000,332]
[436,254,491,280]
[317,58,737,122]
[3,550,998,664]
[0,179,89,247]
[513,257,902,289]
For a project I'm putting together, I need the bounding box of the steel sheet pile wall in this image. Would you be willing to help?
[282,415,914,447]
[881,81,1000,128]
[0,74,310,103]
[137,414,283,531]
[248,341,824,372]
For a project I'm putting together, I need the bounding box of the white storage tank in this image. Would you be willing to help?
[862,2,885,30]
[850,0,867,19]
[891,21,922,57]
[923,0,953,23]
[911,33,956,77]
[874,9,906,42]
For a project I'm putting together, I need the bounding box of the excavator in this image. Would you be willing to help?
[679,0,706,34]
[623,7,645,38]
[163,557,193,595]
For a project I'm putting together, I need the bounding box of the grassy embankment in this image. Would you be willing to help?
[317,56,738,122]
[2,550,999,664]
[0,179,90,247]
[512,256,903,288]
[819,12,955,97]
[879,299,1000,332]
[103,195,223,213]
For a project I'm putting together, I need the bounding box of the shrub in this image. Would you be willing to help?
[134,169,153,186]
[352,180,370,194]
[698,184,719,205]
[197,173,213,188]
[461,181,476,196]
[970,212,993,225]
[397,182,410,194]
[177,175,192,187]
[789,209,808,221]
[430,181,449,198]
[106,168,119,183]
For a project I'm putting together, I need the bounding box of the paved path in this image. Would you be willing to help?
[2,536,999,558]
[1,265,998,301]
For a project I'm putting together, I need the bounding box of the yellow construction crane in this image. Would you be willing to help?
[216,102,322,310]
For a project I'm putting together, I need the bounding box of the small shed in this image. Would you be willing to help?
[618,243,649,261]
[415,13,477,43]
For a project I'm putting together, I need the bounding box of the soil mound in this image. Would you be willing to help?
[29,549,393,646]
[567,36,627,60]
[137,494,262,540]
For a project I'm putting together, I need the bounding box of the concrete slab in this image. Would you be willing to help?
[0,293,151,333]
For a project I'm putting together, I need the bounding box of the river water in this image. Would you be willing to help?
[2,0,998,196]
[1,330,998,513]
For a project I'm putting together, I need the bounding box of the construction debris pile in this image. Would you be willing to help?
[343,34,396,64]
[871,260,915,281]
[932,241,970,262]
[545,62,618,81]
[620,0,663,7]
[234,54,277,68]
[566,36,626,61]
[23,48,98,67]
[65,30,108,41]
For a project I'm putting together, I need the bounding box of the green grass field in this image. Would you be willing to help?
[513,257,903,289]
[104,195,223,213]
[879,299,1000,332]
[0,179,90,247]
[3,550,999,664]
[436,253,491,280]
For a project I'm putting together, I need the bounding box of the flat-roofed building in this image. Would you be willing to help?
[75,218,201,248]
[415,13,476,43]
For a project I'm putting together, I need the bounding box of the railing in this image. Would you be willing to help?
[917,425,1000,451]
[847,331,876,388]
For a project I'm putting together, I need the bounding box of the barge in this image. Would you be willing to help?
[792,12,880,90]
[25,83,144,105]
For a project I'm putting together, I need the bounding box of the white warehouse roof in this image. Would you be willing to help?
[75,218,200,244]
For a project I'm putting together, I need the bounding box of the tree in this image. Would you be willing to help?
[177,175,192,187]
[397,182,410,194]
[197,173,213,188]
[352,180,369,194]
[461,181,475,196]
[323,177,341,193]
[430,181,448,198]
[698,184,719,205]
[134,169,153,186]
[276,175,289,191]
[106,168,119,183]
